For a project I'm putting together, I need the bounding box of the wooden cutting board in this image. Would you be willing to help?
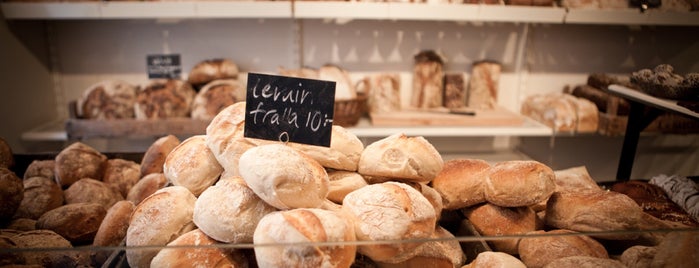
[370,107,525,126]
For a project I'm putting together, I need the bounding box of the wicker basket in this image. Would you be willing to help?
[333,93,368,127]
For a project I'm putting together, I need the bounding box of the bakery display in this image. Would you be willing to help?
[135,79,196,120]
[77,80,137,120]
[187,58,240,89]
[163,135,223,197]
[54,142,108,188]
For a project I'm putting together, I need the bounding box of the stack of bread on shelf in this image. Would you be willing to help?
[520,91,600,133]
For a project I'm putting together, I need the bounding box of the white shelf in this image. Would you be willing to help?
[347,117,553,137]
[564,8,699,26]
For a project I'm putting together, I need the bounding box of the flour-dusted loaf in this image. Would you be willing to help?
[0,168,23,222]
[484,160,555,207]
[36,203,107,244]
[342,181,437,262]
[77,80,137,119]
[191,79,245,120]
[140,135,181,177]
[23,159,55,180]
[194,176,276,244]
[463,251,526,268]
[14,177,64,220]
[376,226,465,267]
[64,178,123,210]
[463,203,540,255]
[326,170,368,204]
[135,79,196,119]
[410,182,444,221]
[239,144,329,210]
[163,135,223,197]
[289,125,364,171]
[552,166,600,193]
[126,173,168,205]
[253,208,356,268]
[318,64,357,101]
[187,58,239,87]
[126,186,197,268]
[92,200,134,265]
[366,73,401,114]
[521,93,577,132]
[467,60,501,110]
[518,229,608,268]
[54,142,107,188]
[431,158,491,210]
[358,133,443,183]
[151,229,249,268]
[102,159,140,198]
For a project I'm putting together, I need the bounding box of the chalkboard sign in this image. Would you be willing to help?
[147,54,181,79]
[244,73,336,147]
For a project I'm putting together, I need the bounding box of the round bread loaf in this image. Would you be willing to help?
[191,79,244,120]
[358,133,443,183]
[463,251,526,268]
[6,218,36,231]
[318,64,357,101]
[140,134,181,177]
[484,160,555,207]
[253,208,356,268]
[289,125,365,171]
[342,181,437,262]
[23,160,56,180]
[77,80,137,119]
[0,235,24,266]
[406,182,444,221]
[620,245,656,268]
[0,167,23,222]
[518,229,608,268]
[542,256,626,268]
[151,229,249,268]
[431,158,490,210]
[0,137,14,169]
[376,226,465,267]
[239,144,329,210]
[36,203,107,244]
[54,142,107,188]
[193,175,276,243]
[126,186,197,268]
[91,200,134,266]
[134,79,196,119]
[13,230,83,267]
[462,203,540,255]
[102,159,140,198]
[126,173,168,205]
[187,58,239,87]
[64,178,123,210]
[163,135,223,197]
[326,170,367,204]
[14,177,64,220]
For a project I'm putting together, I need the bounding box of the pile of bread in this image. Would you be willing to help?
[2,105,698,267]
[520,92,599,133]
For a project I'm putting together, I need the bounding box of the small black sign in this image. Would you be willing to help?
[146,54,181,79]
[244,73,335,147]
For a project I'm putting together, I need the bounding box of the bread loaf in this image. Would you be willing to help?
[151,229,248,268]
[6,218,36,231]
[365,73,401,114]
[187,58,239,87]
[134,79,195,119]
[620,245,656,268]
[191,79,245,120]
[411,183,444,221]
[239,144,328,210]
[54,142,107,188]
[553,166,600,193]
[0,137,13,169]
[36,203,107,244]
[14,177,63,220]
[92,200,134,265]
[102,159,140,198]
[77,80,137,119]
[23,160,55,180]
[358,133,443,183]
[126,186,197,268]
[0,235,23,266]
[443,73,467,109]
[542,256,626,268]
[411,50,444,109]
[13,230,83,267]
[326,170,368,204]
[163,135,223,196]
[518,229,608,268]
[289,125,364,171]
[342,181,436,262]
[193,175,276,244]
[431,159,490,210]
[318,64,357,101]
[0,167,23,222]
[140,135,181,177]
[463,203,540,255]
[64,178,123,210]
[463,251,526,268]
[126,173,168,205]
[484,160,555,207]
[253,208,356,268]
[650,230,699,268]
[376,226,465,267]
[467,60,501,110]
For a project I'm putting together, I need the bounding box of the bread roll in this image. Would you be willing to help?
[407,182,444,221]
[102,159,140,198]
[13,230,82,267]
[77,80,137,119]
[518,229,608,268]
[14,177,63,220]
[431,159,490,210]
[191,79,245,120]
[463,251,526,268]
[571,97,599,133]
[140,135,181,177]
[318,64,357,101]
[163,135,223,197]
[5,218,36,231]
[187,58,239,87]
[239,144,329,210]
[194,176,276,243]
[0,235,23,266]
[134,79,196,119]
[411,50,444,109]
[36,203,107,244]
[0,137,14,169]
[253,208,356,268]
[288,125,364,172]
[23,160,56,180]
[126,173,168,206]
[542,256,625,268]
[342,181,437,262]
[651,230,699,268]
[126,186,197,268]
[620,245,656,268]
[64,178,123,210]
[484,160,555,207]
[54,142,107,188]
[376,226,465,267]
[92,200,134,265]
[326,170,367,204]
[467,60,501,110]
[1,167,23,222]
[463,203,539,255]
[521,93,577,132]
[358,133,443,183]
[365,73,401,114]
[151,229,248,268]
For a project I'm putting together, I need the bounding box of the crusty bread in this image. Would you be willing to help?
[542,256,625,268]
[14,177,64,220]
[318,64,357,101]
[0,137,14,169]
[126,173,168,206]
[102,159,140,198]
[484,160,555,207]
[467,60,501,110]
[126,186,197,268]
[411,183,444,221]
[518,229,608,268]
[463,203,540,255]
[239,144,329,210]
[187,58,239,87]
[650,230,699,268]
[134,79,196,120]
[64,178,123,210]
[23,160,56,180]
[13,230,83,267]
[0,167,23,221]
[411,50,444,109]
[463,251,526,268]
[620,245,656,268]
[552,166,600,193]
[358,133,443,183]
[36,203,107,244]
[376,226,465,267]
[253,208,356,268]
[431,159,490,210]
[77,80,137,119]
[92,200,134,265]
[163,135,223,197]
[0,235,23,265]
[140,135,181,177]
[191,79,245,120]
[326,170,368,204]
[289,125,364,172]
[54,142,107,188]
[151,229,248,268]
[342,181,437,262]
[365,73,401,114]
[5,218,36,231]
[194,175,276,243]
